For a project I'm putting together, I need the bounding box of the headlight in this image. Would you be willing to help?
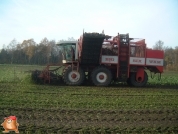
[62,60,67,63]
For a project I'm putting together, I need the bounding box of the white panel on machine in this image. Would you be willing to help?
[146,58,164,66]
[101,55,118,64]
[129,57,145,65]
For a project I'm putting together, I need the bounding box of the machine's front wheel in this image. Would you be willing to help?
[91,66,112,86]
[31,70,43,84]
[129,71,148,87]
[62,66,85,86]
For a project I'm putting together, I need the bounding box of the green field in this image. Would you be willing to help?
[0,64,178,133]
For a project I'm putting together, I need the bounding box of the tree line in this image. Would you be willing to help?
[0,37,75,65]
[153,40,178,71]
[0,38,178,71]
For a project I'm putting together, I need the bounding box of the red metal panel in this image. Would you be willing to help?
[156,66,163,73]
[146,49,164,73]
[146,49,164,59]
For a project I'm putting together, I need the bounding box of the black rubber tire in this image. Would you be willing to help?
[31,70,43,84]
[127,73,133,86]
[130,71,148,87]
[62,66,85,86]
[91,66,112,86]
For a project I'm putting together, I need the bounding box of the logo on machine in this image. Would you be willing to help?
[101,55,118,64]
[146,58,163,66]
[149,60,161,64]
[105,58,114,62]
[133,59,142,63]
[130,57,145,65]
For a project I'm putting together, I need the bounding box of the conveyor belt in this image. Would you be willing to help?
[80,33,105,65]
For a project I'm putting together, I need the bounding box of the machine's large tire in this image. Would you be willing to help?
[31,70,43,84]
[62,66,85,86]
[130,71,148,87]
[127,73,133,86]
[91,66,112,86]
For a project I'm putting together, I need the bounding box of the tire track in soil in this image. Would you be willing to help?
[0,108,178,131]
[1,103,178,108]
[1,89,178,97]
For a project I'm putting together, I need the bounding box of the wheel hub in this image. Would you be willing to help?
[71,73,77,78]
[99,75,104,80]
[96,72,107,83]
[68,71,80,82]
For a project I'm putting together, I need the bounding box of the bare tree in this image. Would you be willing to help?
[7,39,18,64]
[153,40,164,50]
[67,37,76,41]
[21,39,36,63]
[39,38,51,63]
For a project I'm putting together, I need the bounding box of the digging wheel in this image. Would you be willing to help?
[91,66,112,86]
[31,70,43,84]
[129,71,148,87]
[62,66,85,86]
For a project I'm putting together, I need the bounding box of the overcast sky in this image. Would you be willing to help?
[0,0,178,49]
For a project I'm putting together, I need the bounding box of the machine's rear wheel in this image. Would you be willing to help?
[62,66,85,86]
[127,73,133,86]
[129,71,148,87]
[91,66,112,86]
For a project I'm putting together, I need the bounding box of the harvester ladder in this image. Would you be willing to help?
[118,34,130,81]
